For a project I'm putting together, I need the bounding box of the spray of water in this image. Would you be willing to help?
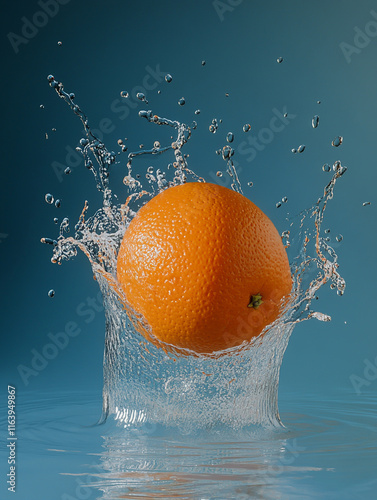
[43,76,346,431]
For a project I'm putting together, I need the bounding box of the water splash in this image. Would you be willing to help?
[45,76,346,432]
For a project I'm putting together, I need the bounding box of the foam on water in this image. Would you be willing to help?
[44,76,346,432]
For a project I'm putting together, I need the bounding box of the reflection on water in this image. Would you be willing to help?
[3,390,376,500]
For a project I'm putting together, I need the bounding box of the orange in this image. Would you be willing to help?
[116,182,292,354]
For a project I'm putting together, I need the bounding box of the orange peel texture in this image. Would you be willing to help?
[116,182,292,354]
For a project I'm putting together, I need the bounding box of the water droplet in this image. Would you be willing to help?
[222,145,233,160]
[283,113,288,118]
[247,181,253,187]
[209,124,216,133]
[276,201,282,208]
[312,115,319,128]
[298,144,306,153]
[225,93,229,97]
[243,124,251,132]
[324,228,330,234]
[55,199,61,208]
[291,148,297,154]
[362,201,371,206]
[195,109,201,115]
[45,193,54,204]
[120,90,129,98]
[54,218,59,224]
[201,60,206,66]
[332,136,343,147]
[136,92,148,103]
[178,97,185,106]
[317,100,321,104]
[57,41,62,46]
[336,234,343,242]
[154,141,160,149]
[277,57,283,63]
[216,171,223,177]
[48,289,55,298]
[165,74,173,83]
[121,145,128,152]
[282,196,288,203]
[322,163,331,172]
[332,160,341,172]
[40,104,44,109]
[117,139,123,145]
[226,132,234,143]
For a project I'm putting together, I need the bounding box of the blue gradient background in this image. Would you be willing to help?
[1,0,377,497]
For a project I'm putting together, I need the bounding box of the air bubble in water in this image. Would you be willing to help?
[225,93,229,97]
[277,57,283,63]
[154,141,160,149]
[216,171,223,177]
[40,104,44,109]
[332,136,343,147]
[336,234,343,242]
[201,60,206,66]
[276,201,282,208]
[282,196,288,203]
[362,201,371,206]
[312,115,319,128]
[291,148,297,154]
[195,109,201,115]
[55,199,61,208]
[47,74,54,82]
[178,97,185,106]
[57,41,62,46]
[226,132,234,143]
[322,163,331,172]
[54,217,59,224]
[69,93,75,100]
[324,228,330,234]
[45,193,54,204]
[120,91,129,98]
[48,289,55,298]
[247,181,253,187]
[298,144,306,153]
[243,124,251,132]
[165,74,173,83]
